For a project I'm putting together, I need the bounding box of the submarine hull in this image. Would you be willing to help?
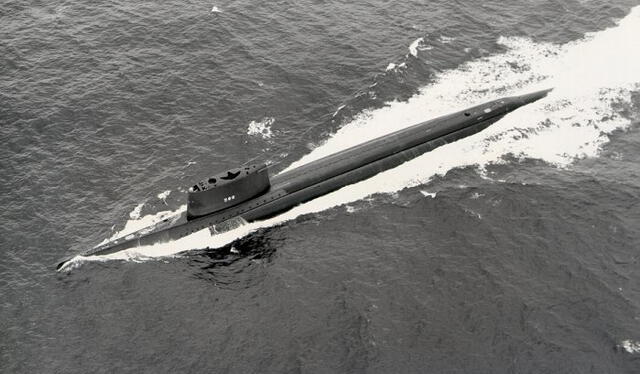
[58,89,551,268]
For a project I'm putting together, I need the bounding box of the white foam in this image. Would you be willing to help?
[211,6,221,13]
[620,340,640,353]
[157,190,171,203]
[409,37,424,57]
[129,203,144,220]
[332,104,346,117]
[72,6,640,265]
[247,117,275,139]
[386,62,407,73]
[420,191,437,198]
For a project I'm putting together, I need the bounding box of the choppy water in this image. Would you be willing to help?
[2,1,640,372]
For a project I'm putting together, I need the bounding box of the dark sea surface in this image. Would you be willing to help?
[2,0,640,372]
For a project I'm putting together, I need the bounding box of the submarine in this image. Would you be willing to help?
[58,89,551,269]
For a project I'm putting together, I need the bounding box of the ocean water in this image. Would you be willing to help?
[2,0,640,372]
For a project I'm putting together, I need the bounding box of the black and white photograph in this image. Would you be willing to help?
[2,0,639,372]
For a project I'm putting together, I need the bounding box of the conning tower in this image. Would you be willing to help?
[187,164,270,220]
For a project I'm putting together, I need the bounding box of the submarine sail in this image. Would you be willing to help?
[187,164,270,219]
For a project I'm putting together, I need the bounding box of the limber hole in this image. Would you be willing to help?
[464,112,471,117]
